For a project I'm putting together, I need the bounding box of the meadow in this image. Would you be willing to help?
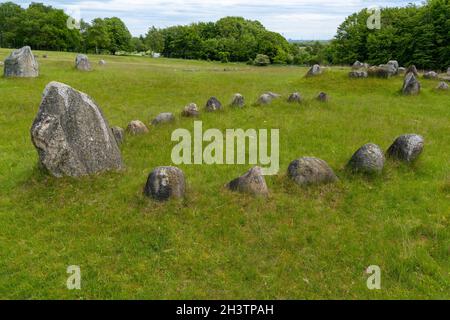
[0,49,449,299]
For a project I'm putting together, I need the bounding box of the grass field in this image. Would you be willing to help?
[0,49,449,299]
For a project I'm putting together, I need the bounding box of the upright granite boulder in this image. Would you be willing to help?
[387,134,424,163]
[144,166,186,201]
[406,65,419,77]
[75,54,91,71]
[205,97,222,112]
[4,46,39,78]
[30,82,124,177]
[347,143,385,174]
[387,60,399,75]
[288,157,337,186]
[306,64,322,77]
[402,72,421,95]
[227,166,269,196]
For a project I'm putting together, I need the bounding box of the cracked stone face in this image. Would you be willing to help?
[4,46,39,78]
[31,81,124,177]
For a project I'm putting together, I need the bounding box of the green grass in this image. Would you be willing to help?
[0,49,449,299]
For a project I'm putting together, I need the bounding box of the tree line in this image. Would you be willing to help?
[329,0,450,70]
[1,1,449,69]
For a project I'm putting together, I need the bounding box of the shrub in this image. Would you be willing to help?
[253,54,270,66]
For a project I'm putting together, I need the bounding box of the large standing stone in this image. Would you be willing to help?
[30,82,124,177]
[387,134,424,163]
[182,103,200,117]
[423,71,438,79]
[126,120,149,135]
[347,143,385,174]
[402,72,421,95]
[436,81,449,90]
[287,92,302,103]
[151,112,175,125]
[75,54,91,71]
[144,166,186,201]
[111,126,125,145]
[306,64,322,77]
[227,166,269,196]
[231,93,245,107]
[349,70,368,78]
[205,97,222,112]
[288,157,337,186]
[4,46,39,78]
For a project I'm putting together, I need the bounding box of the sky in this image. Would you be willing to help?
[8,0,424,39]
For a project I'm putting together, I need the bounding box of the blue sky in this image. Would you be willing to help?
[8,0,423,39]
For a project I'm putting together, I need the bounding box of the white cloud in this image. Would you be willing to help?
[12,0,423,39]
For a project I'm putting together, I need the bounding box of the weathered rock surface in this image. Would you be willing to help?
[111,126,125,145]
[436,81,449,90]
[287,92,302,103]
[306,64,322,77]
[423,71,438,79]
[227,166,269,196]
[126,120,149,135]
[205,97,222,111]
[402,72,421,95]
[75,54,91,71]
[288,157,337,186]
[151,112,175,125]
[349,70,368,78]
[347,143,385,174]
[317,92,329,102]
[144,166,186,201]
[387,134,424,163]
[4,46,39,78]
[182,103,200,117]
[30,82,123,177]
[231,93,245,107]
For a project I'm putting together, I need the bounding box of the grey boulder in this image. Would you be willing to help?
[423,71,438,79]
[288,157,338,186]
[405,65,418,77]
[349,70,368,78]
[205,97,222,111]
[402,72,421,95]
[347,143,385,174]
[287,92,302,103]
[387,134,424,163]
[75,54,91,71]
[144,166,186,201]
[30,82,124,177]
[4,46,39,78]
[151,112,175,125]
[182,103,200,117]
[126,120,149,135]
[387,60,399,75]
[99,60,106,65]
[256,93,273,105]
[317,92,329,102]
[306,64,322,77]
[352,61,364,69]
[111,126,125,145]
[436,81,449,90]
[227,166,269,196]
[231,93,245,107]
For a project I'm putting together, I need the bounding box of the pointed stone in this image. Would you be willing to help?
[227,166,269,196]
